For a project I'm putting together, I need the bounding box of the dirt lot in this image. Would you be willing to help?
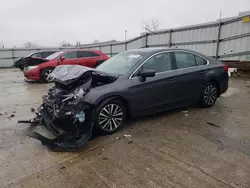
[0,68,250,188]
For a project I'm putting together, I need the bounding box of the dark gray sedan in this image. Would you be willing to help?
[92,48,228,133]
[23,48,228,151]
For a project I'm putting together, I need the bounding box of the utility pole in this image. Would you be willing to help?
[1,40,4,48]
[125,30,127,42]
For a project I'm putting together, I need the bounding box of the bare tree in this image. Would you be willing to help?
[60,41,73,47]
[75,41,81,47]
[24,42,37,48]
[141,19,160,33]
[92,40,100,44]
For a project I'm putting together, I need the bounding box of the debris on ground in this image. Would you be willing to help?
[102,157,108,160]
[30,108,35,112]
[60,166,66,170]
[115,137,120,140]
[124,134,131,138]
[128,141,133,144]
[184,114,188,117]
[206,121,220,128]
[182,110,188,113]
[8,114,15,119]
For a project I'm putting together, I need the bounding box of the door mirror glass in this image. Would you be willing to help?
[138,69,155,77]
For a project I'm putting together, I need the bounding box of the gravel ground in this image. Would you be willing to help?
[0,68,250,188]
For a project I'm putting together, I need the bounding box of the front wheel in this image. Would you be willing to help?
[41,68,54,83]
[94,99,126,134]
[201,82,218,108]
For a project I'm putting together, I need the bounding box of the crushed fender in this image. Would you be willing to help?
[18,65,117,152]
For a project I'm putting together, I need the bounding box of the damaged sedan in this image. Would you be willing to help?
[19,48,229,151]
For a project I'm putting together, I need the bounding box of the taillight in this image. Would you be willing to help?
[222,65,228,72]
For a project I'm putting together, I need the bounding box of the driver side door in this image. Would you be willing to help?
[128,52,178,116]
[59,51,79,65]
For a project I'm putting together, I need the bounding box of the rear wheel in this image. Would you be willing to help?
[94,99,126,134]
[41,68,54,82]
[201,82,218,107]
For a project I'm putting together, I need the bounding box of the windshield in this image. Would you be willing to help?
[96,52,144,75]
[46,51,64,60]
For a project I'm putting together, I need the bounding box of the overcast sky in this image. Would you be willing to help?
[0,0,249,47]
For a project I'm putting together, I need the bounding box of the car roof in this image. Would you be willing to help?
[125,47,209,58]
[61,49,101,53]
[126,47,196,53]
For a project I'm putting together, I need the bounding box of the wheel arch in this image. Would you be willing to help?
[208,79,220,97]
[40,66,55,82]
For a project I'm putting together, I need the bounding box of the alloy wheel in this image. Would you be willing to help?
[98,104,123,131]
[203,84,217,106]
[45,70,53,82]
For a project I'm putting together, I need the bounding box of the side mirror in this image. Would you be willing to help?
[137,69,155,82]
[59,56,65,61]
[138,69,155,78]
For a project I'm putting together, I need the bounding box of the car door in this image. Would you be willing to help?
[128,52,179,115]
[77,51,100,67]
[59,51,78,65]
[172,51,208,105]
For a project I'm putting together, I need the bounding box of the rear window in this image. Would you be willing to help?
[195,55,207,66]
[78,51,100,58]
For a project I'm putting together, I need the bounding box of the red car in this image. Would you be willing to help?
[23,49,109,82]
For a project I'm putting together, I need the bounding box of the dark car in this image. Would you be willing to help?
[20,48,228,151]
[14,51,58,70]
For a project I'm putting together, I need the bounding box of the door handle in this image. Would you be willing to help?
[199,70,206,74]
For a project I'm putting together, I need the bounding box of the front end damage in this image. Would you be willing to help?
[18,65,117,151]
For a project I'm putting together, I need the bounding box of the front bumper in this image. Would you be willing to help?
[19,101,94,151]
[23,68,40,81]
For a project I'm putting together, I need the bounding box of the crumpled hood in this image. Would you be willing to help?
[50,65,118,86]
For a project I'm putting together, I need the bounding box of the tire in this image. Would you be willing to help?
[94,98,126,134]
[41,68,54,83]
[201,82,218,108]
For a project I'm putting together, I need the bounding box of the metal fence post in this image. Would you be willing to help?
[168,30,172,47]
[11,49,15,64]
[125,42,127,51]
[145,34,148,48]
[215,22,222,60]
[110,44,113,57]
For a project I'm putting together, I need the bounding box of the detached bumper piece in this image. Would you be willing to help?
[27,125,93,152]
[18,103,94,152]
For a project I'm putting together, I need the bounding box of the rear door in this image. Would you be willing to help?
[77,51,100,67]
[172,51,208,104]
[59,51,79,65]
[128,52,179,115]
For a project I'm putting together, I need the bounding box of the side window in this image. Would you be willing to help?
[195,55,207,66]
[142,52,172,73]
[174,52,196,69]
[78,51,100,58]
[31,53,42,58]
[62,51,78,59]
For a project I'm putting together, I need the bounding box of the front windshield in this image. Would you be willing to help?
[96,52,144,75]
[46,51,64,60]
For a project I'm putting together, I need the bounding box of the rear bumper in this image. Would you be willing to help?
[23,68,40,81]
[219,78,229,95]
